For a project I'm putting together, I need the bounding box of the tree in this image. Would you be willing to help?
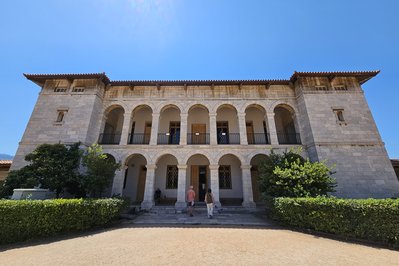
[81,144,120,198]
[1,143,82,198]
[259,148,336,198]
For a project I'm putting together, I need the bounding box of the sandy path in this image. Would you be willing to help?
[1,226,398,266]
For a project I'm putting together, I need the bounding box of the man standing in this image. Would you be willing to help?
[187,185,195,217]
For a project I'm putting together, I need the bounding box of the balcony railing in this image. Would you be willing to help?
[277,133,301,144]
[217,133,240,144]
[98,133,121,145]
[247,133,270,145]
[128,133,150,144]
[187,133,210,144]
[157,133,180,145]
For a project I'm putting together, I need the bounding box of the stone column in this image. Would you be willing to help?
[141,164,157,210]
[120,113,132,145]
[111,166,127,196]
[149,112,160,145]
[266,113,279,145]
[179,113,188,145]
[241,164,256,208]
[209,164,221,207]
[209,113,217,145]
[175,165,187,211]
[238,112,248,145]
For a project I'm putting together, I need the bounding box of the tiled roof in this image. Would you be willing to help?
[290,71,380,84]
[24,71,380,86]
[111,79,290,86]
[23,73,110,86]
[0,160,12,166]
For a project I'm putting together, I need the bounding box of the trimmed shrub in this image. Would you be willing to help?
[270,197,399,246]
[0,198,127,245]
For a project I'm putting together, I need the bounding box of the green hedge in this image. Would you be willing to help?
[0,198,127,245]
[270,197,399,246]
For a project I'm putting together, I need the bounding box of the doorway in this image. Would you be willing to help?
[246,121,254,144]
[136,166,147,202]
[191,124,206,144]
[191,165,208,201]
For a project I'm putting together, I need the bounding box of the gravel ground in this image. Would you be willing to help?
[1,226,398,266]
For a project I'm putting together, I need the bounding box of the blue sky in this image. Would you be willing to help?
[0,0,398,157]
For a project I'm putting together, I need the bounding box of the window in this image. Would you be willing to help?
[315,86,328,91]
[333,108,346,124]
[334,85,347,91]
[166,165,178,189]
[219,165,232,189]
[72,87,85,92]
[54,108,68,125]
[54,87,67,92]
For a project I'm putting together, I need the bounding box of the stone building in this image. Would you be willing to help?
[11,71,399,209]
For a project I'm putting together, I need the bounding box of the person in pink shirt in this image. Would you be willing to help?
[187,185,195,217]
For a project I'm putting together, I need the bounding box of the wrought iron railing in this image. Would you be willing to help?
[98,133,121,145]
[247,133,270,144]
[277,133,301,144]
[128,133,150,144]
[157,133,180,145]
[217,133,240,144]
[187,133,210,144]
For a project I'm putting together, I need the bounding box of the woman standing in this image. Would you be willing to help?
[204,188,215,219]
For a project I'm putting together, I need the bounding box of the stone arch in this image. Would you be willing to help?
[216,103,238,113]
[123,153,148,203]
[103,102,128,114]
[132,104,153,113]
[155,153,181,165]
[243,102,268,113]
[158,103,183,113]
[187,103,210,113]
[216,152,245,166]
[269,101,298,115]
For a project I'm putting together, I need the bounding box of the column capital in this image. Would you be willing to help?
[152,112,160,117]
[180,113,188,117]
[209,164,219,170]
[240,164,252,170]
[177,164,188,170]
[146,164,157,170]
[209,113,217,117]
[237,112,246,118]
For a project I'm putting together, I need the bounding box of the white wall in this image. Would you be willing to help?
[245,107,266,133]
[219,154,243,199]
[217,107,239,133]
[187,107,209,134]
[132,107,152,134]
[155,155,178,198]
[158,108,180,133]
[123,155,147,202]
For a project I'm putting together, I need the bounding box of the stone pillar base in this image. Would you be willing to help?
[242,201,256,209]
[141,200,154,211]
[174,201,187,212]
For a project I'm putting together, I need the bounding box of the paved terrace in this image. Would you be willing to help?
[1,207,398,265]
